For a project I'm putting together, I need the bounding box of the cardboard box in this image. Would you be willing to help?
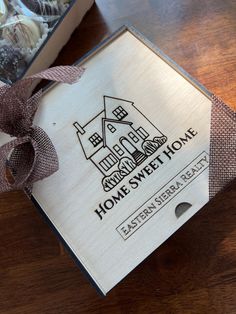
[0,0,94,85]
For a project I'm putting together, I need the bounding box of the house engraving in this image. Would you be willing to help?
[74,96,167,191]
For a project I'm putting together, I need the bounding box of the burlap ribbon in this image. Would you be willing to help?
[209,95,236,198]
[0,68,234,199]
[0,66,84,193]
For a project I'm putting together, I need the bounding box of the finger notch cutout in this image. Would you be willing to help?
[175,202,192,218]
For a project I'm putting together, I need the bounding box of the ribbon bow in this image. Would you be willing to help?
[0,66,84,193]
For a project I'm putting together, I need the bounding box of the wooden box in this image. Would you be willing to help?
[1,26,234,295]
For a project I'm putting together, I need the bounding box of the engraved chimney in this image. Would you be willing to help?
[73,122,85,135]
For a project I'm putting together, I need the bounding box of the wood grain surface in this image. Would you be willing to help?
[0,0,235,313]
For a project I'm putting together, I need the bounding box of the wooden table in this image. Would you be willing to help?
[0,0,235,313]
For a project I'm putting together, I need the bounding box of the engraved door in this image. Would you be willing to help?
[120,137,147,165]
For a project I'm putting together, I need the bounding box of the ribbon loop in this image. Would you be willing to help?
[0,66,84,193]
[0,136,32,192]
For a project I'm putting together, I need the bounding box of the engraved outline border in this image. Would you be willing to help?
[116,150,209,240]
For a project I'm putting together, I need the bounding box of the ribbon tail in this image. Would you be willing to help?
[30,66,85,85]
[209,95,236,198]
[9,65,85,102]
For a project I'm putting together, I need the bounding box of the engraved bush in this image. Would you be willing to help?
[102,157,136,191]
[102,171,124,192]
[142,135,167,155]
[118,157,136,176]
[153,135,167,145]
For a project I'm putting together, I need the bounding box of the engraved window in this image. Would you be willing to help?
[128,132,139,143]
[89,133,103,147]
[99,154,117,171]
[113,144,124,156]
[107,123,116,133]
[112,106,128,120]
[137,127,149,139]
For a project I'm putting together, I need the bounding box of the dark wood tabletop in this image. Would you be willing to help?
[0,0,235,313]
